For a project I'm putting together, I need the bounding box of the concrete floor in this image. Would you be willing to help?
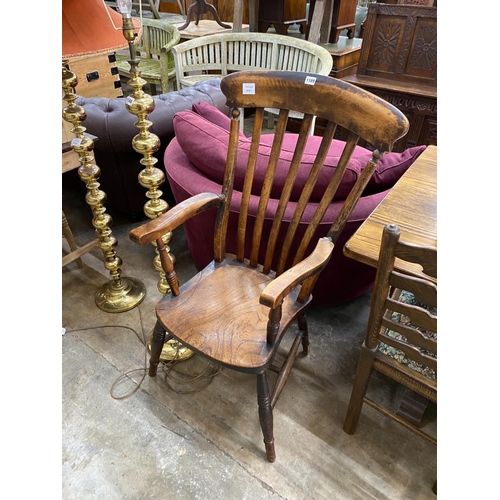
[62,150,437,498]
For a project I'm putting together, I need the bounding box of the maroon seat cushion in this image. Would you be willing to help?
[173,108,426,202]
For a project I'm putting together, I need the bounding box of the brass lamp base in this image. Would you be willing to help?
[148,333,195,362]
[95,276,146,313]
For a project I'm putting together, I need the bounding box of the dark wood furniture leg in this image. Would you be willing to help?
[258,21,271,32]
[178,0,231,30]
[257,373,275,462]
[248,0,259,31]
[62,211,84,269]
[298,313,310,354]
[343,346,376,435]
[396,389,430,426]
[149,320,167,376]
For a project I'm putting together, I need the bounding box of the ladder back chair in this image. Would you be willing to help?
[343,223,437,444]
[116,18,181,94]
[130,70,409,462]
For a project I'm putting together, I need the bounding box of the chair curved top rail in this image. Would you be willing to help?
[135,17,181,53]
[221,70,409,152]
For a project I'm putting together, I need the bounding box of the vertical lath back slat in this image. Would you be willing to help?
[255,42,262,68]
[326,150,382,247]
[263,114,315,274]
[276,121,338,275]
[292,49,300,70]
[236,108,265,261]
[201,45,207,67]
[208,44,214,66]
[214,115,241,262]
[221,40,227,75]
[246,41,252,67]
[229,41,236,65]
[249,109,290,267]
[293,132,362,266]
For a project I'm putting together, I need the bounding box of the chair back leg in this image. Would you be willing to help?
[298,313,310,354]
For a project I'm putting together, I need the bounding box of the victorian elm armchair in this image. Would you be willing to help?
[129,70,409,461]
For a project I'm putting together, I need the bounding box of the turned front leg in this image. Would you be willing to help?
[149,320,167,377]
[257,373,275,462]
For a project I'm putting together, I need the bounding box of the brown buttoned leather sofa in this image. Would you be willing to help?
[63,79,227,221]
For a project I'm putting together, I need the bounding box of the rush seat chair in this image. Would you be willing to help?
[343,223,437,443]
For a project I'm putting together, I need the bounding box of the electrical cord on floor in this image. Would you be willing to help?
[160,352,222,395]
[63,306,222,400]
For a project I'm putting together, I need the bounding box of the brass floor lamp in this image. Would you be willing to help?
[62,0,146,313]
[115,0,193,360]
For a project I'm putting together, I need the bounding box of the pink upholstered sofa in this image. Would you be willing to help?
[163,101,426,306]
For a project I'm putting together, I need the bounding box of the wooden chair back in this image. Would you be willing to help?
[344,223,437,443]
[116,18,180,93]
[216,71,409,280]
[138,18,179,58]
[366,223,437,372]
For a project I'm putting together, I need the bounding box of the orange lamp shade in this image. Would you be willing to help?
[62,0,140,59]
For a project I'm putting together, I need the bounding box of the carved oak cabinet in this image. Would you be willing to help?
[342,3,437,152]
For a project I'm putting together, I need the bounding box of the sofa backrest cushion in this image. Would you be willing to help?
[256,134,426,197]
[192,100,246,139]
[173,108,426,201]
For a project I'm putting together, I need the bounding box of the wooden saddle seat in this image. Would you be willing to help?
[115,17,181,93]
[155,258,310,371]
[130,70,409,462]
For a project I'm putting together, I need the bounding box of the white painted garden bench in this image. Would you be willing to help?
[172,32,333,130]
[173,32,333,89]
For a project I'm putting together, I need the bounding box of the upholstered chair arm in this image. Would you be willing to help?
[129,192,222,246]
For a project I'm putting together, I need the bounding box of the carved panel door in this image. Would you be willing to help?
[358,4,437,86]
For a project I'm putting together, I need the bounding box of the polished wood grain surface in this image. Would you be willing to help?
[344,145,436,279]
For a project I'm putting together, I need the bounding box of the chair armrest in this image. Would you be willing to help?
[260,237,334,309]
[129,192,222,245]
[160,29,181,53]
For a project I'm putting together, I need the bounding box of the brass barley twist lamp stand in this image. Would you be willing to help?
[120,13,172,296]
[118,0,193,360]
[62,61,146,313]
